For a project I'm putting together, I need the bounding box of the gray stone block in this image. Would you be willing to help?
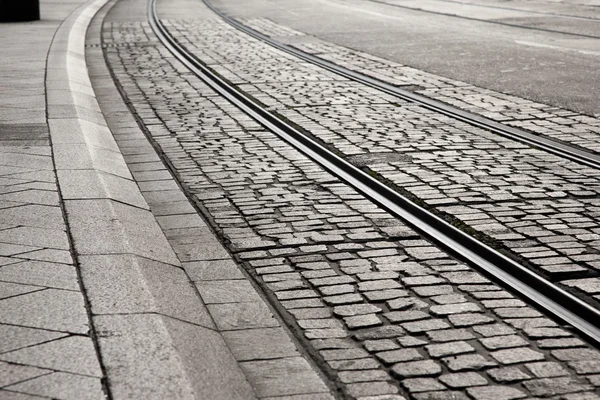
[240,357,329,397]
[0,336,101,377]
[0,289,88,333]
[53,143,132,179]
[65,199,179,265]
[79,254,214,328]
[0,361,49,387]
[0,324,67,353]
[57,169,147,209]
[0,260,79,291]
[173,238,231,261]
[223,327,299,361]
[5,371,104,400]
[162,317,256,400]
[182,259,245,281]
[0,282,41,300]
[196,280,263,304]
[94,313,190,397]
[0,226,69,250]
[0,204,64,230]
[208,302,280,331]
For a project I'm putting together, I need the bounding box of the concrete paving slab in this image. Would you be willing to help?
[5,372,104,400]
[136,179,180,192]
[0,243,42,257]
[196,279,265,303]
[0,361,50,387]
[49,119,118,152]
[262,395,336,400]
[53,143,131,178]
[0,190,59,207]
[162,317,257,400]
[0,261,79,291]
[0,153,53,170]
[14,249,73,265]
[56,169,147,209]
[79,254,214,328]
[0,227,69,250]
[0,282,43,300]
[0,256,21,266]
[0,289,88,333]
[0,336,102,377]
[156,213,207,230]
[148,200,197,216]
[0,205,65,230]
[0,325,67,354]
[207,301,281,331]
[7,171,56,184]
[92,314,198,400]
[172,238,231,261]
[65,199,179,265]
[142,189,189,204]
[182,259,245,281]
[240,357,330,397]
[0,391,61,399]
[223,327,300,361]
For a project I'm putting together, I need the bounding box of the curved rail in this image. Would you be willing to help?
[201,0,600,171]
[148,0,600,346]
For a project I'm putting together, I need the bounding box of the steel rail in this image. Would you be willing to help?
[148,0,600,346]
[200,0,600,171]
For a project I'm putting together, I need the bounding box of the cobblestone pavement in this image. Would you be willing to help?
[104,13,600,399]
[157,15,600,311]
[239,18,600,153]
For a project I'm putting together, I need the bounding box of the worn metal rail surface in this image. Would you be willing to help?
[148,0,600,346]
[201,0,600,170]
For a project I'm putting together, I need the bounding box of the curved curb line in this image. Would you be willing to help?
[46,0,255,398]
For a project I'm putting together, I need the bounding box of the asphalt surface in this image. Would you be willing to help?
[210,0,600,116]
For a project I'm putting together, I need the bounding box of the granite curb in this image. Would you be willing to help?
[46,0,256,398]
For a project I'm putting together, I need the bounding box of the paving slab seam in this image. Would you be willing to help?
[45,2,124,399]
[84,0,338,398]
[0,0,110,397]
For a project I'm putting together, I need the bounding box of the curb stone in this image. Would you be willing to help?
[47,0,255,398]
[70,0,335,398]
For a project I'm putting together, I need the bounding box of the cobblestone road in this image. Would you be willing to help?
[159,16,600,311]
[103,12,600,399]
[241,17,600,153]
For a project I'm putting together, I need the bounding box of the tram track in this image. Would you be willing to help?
[201,0,600,171]
[147,0,600,347]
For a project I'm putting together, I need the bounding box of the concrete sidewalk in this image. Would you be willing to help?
[0,0,331,398]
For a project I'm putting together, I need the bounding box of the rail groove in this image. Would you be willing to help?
[201,0,600,171]
[148,0,600,346]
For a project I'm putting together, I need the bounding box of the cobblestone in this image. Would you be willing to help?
[439,372,487,388]
[466,386,526,400]
[165,17,600,313]
[487,367,532,383]
[443,354,497,371]
[391,360,442,378]
[105,17,600,400]
[426,341,475,358]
